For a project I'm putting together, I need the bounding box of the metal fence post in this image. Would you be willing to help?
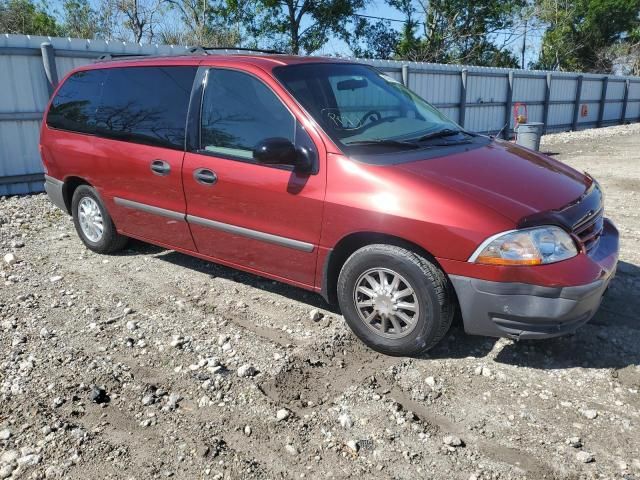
[542,72,552,134]
[597,76,609,128]
[40,42,58,96]
[572,75,583,131]
[459,69,468,128]
[620,79,630,124]
[503,71,513,139]
[401,64,409,87]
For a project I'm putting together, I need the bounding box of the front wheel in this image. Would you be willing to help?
[71,185,128,254]
[337,244,455,356]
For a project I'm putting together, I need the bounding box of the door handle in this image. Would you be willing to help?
[150,160,171,176]
[194,168,217,185]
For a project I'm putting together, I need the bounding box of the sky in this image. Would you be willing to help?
[46,0,542,66]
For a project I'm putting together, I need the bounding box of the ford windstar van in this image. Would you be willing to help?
[40,52,619,356]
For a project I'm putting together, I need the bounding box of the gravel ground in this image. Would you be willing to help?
[1,124,639,480]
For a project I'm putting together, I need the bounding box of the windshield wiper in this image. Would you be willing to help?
[414,128,464,142]
[345,139,420,149]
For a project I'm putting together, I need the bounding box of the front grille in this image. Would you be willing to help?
[572,207,604,254]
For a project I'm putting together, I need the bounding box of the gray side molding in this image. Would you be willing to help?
[112,196,314,253]
[187,215,314,252]
[113,197,186,222]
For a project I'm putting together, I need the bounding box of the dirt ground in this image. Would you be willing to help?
[1,124,639,480]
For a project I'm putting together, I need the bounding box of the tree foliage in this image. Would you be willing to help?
[62,0,100,38]
[388,0,523,67]
[0,0,60,36]
[534,0,640,73]
[2,0,638,73]
[245,0,365,54]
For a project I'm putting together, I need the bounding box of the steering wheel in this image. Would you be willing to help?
[359,110,382,127]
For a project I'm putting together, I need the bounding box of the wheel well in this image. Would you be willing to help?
[62,176,90,213]
[322,232,443,305]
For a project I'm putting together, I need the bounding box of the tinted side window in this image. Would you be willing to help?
[47,69,106,134]
[97,66,196,149]
[200,69,295,160]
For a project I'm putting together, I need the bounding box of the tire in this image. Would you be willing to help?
[71,185,128,254]
[337,244,455,357]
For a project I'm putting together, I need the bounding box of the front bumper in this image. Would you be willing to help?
[450,219,618,339]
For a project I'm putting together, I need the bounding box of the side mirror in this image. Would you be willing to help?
[253,137,313,173]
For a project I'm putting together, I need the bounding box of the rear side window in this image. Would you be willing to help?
[47,69,106,134]
[47,65,196,150]
[97,66,196,149]
[200,69,295,160]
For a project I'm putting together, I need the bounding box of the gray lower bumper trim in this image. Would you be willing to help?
[450,275,612,339]
[44,175,68,213]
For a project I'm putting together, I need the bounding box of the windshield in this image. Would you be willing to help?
[273,63,463,153]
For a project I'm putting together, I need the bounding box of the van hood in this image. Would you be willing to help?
[393,139,592,222]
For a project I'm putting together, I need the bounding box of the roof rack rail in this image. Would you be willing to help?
[189,46,287,55]
[96,52,152,62]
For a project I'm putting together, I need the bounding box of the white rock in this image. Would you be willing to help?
[338,413,353,428]
[276,408,290,421]
[576,451,594,463]
[1,450,19,464]
[126,320,137,331]
[0,429,11,440]
[443,435,463,447]
[237,364,257,378]
[346,440,359,452]
[244,425,252,436]
[581,409,598,420]
[425,376,436,388]
[0,465,14,479]
[309,309,323,322]
[3,253,16,266]
[49,275,63,283]
[17,454,42,467]
[285,444,298,455]
[567,436,582,448]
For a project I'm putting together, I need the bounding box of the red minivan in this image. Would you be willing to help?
[39,52,619,356]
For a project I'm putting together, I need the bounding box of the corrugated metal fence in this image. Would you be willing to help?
[1,33,639,195]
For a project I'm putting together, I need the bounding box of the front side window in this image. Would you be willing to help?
[274,63,465,155]
[200,69,295,160]
[96,66,196,149]
[47,69,106,134]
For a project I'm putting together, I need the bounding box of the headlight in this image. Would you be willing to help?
[470,226,578,266]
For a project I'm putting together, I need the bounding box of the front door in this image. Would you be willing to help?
[182,67,326,287]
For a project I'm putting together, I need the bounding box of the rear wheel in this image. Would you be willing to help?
[337,244,454,356]
[71,185,127,254]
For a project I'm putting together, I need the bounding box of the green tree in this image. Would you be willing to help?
[0,0,61,35]
[348,18,399,59]
[534,0,640,73]
[162,0,241,46]
[388,0,523,66]
[245,0,366,55]
[62,0,99,38]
